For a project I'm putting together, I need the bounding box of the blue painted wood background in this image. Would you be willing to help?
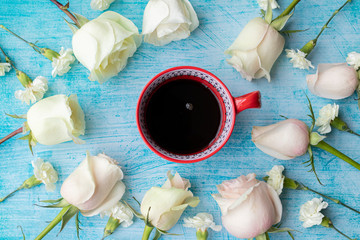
[0,0,359,239]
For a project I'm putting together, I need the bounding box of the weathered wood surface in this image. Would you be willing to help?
[0,0,359,239]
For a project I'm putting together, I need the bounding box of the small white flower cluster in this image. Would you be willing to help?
[32,158,58,192]
[346,51,360,70]
[266,165,285,195]
[15,76,48,105]
[299,197,328,228]
[183,212,222,232]
[315,104,339,134]
[51,48,75,77]
[286,49,314,70]
[101,202,134,227]
[0,62,11,76]
[257,0,279,10]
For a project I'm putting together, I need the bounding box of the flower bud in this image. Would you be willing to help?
[307,63,359,100]
[16,70,32,87]
[41,48,60,61]
[251,119,310,160]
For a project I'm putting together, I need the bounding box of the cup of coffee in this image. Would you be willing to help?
[136,66,261,163]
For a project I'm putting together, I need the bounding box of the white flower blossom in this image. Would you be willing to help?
[266,165,285,195]
[15,76,48,105]
[183,213,222,232]
[90,0,115,11]
[346,51,360,70]
[0,62,11,76]
[299,198,328,228]
[257,0,279,10]
[32,158,58,192]
[315,104,339,134]
[101,202,133,227]
[286,49,314,70]
[51,48,75,77]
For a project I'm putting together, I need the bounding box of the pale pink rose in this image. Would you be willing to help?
[252,119,310,160]
[212,173,282,238]
[307,63,359,100]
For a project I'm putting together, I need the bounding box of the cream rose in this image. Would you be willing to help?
[142,0,199,46]
[60,153,125,217]
[140,171,199,231]
[72,11,142,83]
[212,173,282,239]
[225,17,285,82]
[307,63,359,100]
[252,119,310,160]
[26,94,85,145]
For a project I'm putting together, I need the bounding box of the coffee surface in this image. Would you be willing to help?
[145,79,222,155]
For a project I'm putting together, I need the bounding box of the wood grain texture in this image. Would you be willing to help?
[0,0,359,239]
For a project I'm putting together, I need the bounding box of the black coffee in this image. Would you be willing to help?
[145,79,222,155]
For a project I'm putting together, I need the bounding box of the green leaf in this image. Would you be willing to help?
[260,9,266,19]
[122,200,144,220]
[153,230,162,240]
[37,198,70,208]
[63,17,78,34]
[305,146,323,185]
[265,0,273,24]
[255,233,269,240]
[73,13,89,27]
[281,28,309,37]
[279,115,288,119]
[18,226,25,240]
[59,205,79,234]
[270,12,294,31]
[40,198,64,204]
[288,231,295,240]
[304,93,316,132]
[5,113,26,119]
[18,133,36,155]
[156,228,182,236]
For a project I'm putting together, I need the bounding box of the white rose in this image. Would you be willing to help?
[251,119,310,160]
[91,0,115,11]
[212,173,282,238]
[307,63,359,100]
[140,171,199,231]
[142,0,199,46]
[225,17,285,82]
[60,153,125,217]
[266,165,285,195]
[26,94,85,145]
[299,198,328,228]
[73,11,142,83]
[315,104,339,134]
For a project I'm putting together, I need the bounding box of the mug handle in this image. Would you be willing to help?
[233,91,261,114]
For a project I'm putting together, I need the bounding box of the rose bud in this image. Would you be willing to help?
[26,94,85,146]
[307,63,359,100]
[212,173,282,239]
[225,17,285,82]
[140,171,199,231]
[60,152,125,216]
[251,119,310,160]
[72,11,142,83]
[142,0,199,46]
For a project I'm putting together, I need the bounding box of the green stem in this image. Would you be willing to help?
[196,229,208,240]
[274,0,302,20]
[301,185,360,215]
[0,25,41,53]
[34,205,71,240]
[0,186,23,202]
[0,45,17,70]
[314,141,360,171]
[0,127,23,145]
[153,230,162,240]
[331,224,354,240]
[49,0,81,28]
[142,225,154,240]
[314,0,351,42]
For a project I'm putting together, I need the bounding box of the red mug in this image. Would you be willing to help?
[136,66,261,163]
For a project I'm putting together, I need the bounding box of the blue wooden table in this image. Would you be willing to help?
[0,0,359,239]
